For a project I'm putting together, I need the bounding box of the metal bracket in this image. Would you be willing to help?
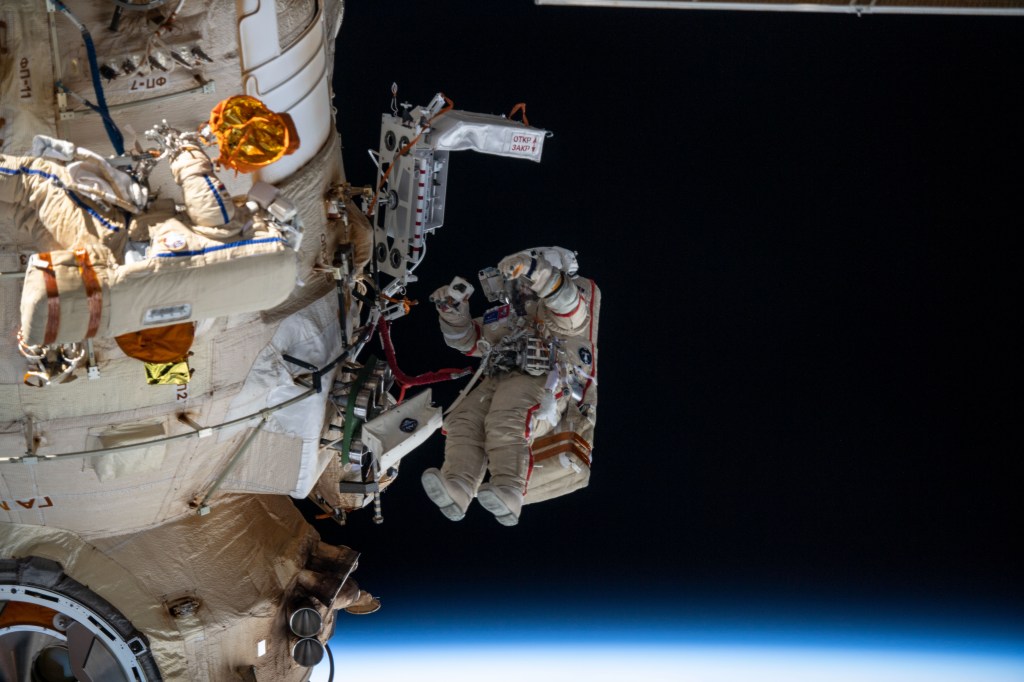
[86,339,100,380]
[23,417,37,458]
[178,414,212,438]
[338,481,379,494]
[126,636,148,655]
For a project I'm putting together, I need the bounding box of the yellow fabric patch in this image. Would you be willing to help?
[145,360,192,385]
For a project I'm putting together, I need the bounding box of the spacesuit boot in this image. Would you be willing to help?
[421,467,474,521]
[476,483,523,527]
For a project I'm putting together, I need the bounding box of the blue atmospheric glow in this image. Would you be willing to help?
[309,642,1024,682]
[309,616,1024,682]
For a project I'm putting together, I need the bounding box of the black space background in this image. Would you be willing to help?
[299,1,1022,632]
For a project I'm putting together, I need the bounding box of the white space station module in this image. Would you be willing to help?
[0,0,554,679]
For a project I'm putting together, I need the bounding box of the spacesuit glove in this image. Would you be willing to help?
[31,135,76,162]
[430,285,453,308]
[430,277,474,311]
[447,276,474,302]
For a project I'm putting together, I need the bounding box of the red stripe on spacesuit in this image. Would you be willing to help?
[551,291,583,318]
[522,390,565,492]
[524,404,539,491]
[579,280,598,405]
[74,249,102,339]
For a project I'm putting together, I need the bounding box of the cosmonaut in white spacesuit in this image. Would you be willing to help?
[0,134,247,259]
[3,134,293,383]
[421,247,598,526]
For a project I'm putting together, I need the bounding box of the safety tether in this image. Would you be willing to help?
[341,357,378,465]
[508,102,530,127]
[52,1,125,155]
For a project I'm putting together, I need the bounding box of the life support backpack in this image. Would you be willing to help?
[19,225,297,347]
[523,277,601,505]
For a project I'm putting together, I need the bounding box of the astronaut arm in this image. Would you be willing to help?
[168,146,236,228]
[30,135,145,214]
[440,313,482,356]
[499,248,589,334]
[432,278,483,356]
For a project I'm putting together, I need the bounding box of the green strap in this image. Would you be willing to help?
[341,355,377,465]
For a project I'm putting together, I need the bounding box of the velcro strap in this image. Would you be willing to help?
[531,431,592,468]
[39,253,60,345]
[74,248,103,339]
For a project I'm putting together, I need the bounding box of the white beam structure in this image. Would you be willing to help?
[536,0,1024,16]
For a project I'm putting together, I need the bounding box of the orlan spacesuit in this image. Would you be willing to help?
[422,247,599,526]
[0,134,239,256]
[2,135,297,381]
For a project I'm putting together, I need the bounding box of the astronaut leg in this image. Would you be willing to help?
[477,372,548,526]
[0,155,124,252]
[422,378,496,521]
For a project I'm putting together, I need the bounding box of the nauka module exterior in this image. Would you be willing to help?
[0,0,556,680]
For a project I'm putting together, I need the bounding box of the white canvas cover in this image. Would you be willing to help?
[220,291,343,498]
[19,231,297,345]
[88,418,167,482]
[363,389,443,471]
[430,110,548,162]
